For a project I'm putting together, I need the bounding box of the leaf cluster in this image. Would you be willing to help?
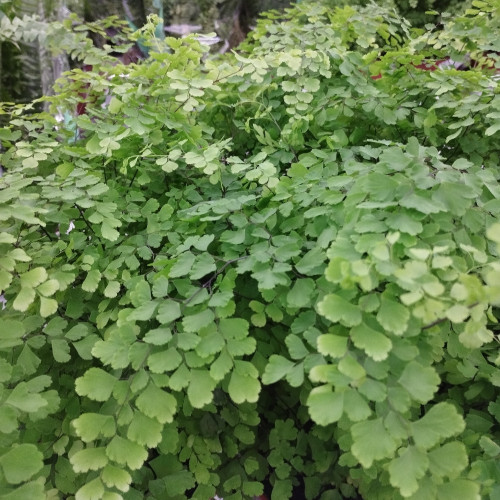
[1,1,500,499]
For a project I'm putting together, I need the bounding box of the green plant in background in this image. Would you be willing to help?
[1,1,500,499]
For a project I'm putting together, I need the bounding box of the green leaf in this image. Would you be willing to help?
[82,269,101,292]
[228,361,260,404]
[75,368,118,402]
[101,464,132,492]
[20,267,47,287]
[169,252,195,278]
[285,335,309,360]
[190,253,216,280]
[187,369,217,408]
[287,278,315,308]
[0,444,43,484]
[136,382,177,424]
[37,279,59,297]
[106,436,148,470]
[72,413,116,442]
[182,309,215,332]
[152,276,170,298]
[317,294,362,327]
[398,361,440,404]
[436,480,480,500]
[52,338,71,362]
[351,418,398,468]
[75,478,106,500]
[262,355,295,384]
[428,441,468,477]
[70,447,108,473]
[40,296,58,317]
[388,446,429,497]
[210,349,233,381]
[143,327,172,345]
[148,347,182,373]
[127,411,163,447]
[411,402,465,449]
[376,297,409,336]
[101,221,120,241]
[196,331,225,357]
[0,319,25,349]
[317,334,348,358]
[307,386,344,425]
[157,301,182,324]
[6,383,47,412]
[13,287,36,312]
[351,322,392,361]
[104,280,120,298]
[343,388,372,422]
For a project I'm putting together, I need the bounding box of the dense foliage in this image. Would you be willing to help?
[1,1,500,499]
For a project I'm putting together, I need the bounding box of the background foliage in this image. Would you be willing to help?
[0,0,472,104]
[1,0,500,499]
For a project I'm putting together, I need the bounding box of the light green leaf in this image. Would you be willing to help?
[377,297,409,336]
[351,418,398,468]
[13,287,36,312]
[317,334,348,358]
[127,411,163,447]
[262,355,295,384]
[285,335,309,360]
[187,369,217,408]
[40,296,58,317]
[51,338,71,362]
[101,221,120,241]
[36,279,59,297]
[0,319,25,349]
[6,383,47,412]
[343,388,372,421]
[190,253,216,280]
[182,309,215,332]
[82,269,101,292]
[228,361,260,404]
[104,280,120,298]
[152,276,170,298]
[148,347,182,373]
[72,413,116,442]
[75,478,105,500]
[101,464,132,492]
[351,322,392,361]
[136,382,177,424]
[169,252,195,278]
[428,441,468,478]
[287,278,315,308]
[106,436,147,470]
[411,402,465,449]
[75,367,118,402]
[307,385,344,425]
[20,267,47,288]
[210,349,233,381]
[70,447,108,473]
[0,269,12,290]
[436,480,480,500]
[317,294,362,327]
[398,361,440,404]
[128,300,158,321]
[196,331,225,357]
[388,446,429,497]
[157,301,182,324]
[0,444,43,484]
[143,327,172,346]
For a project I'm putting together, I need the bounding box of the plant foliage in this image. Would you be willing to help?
[1,1,500,499]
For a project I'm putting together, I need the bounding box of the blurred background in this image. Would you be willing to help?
[0,0,469,105]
